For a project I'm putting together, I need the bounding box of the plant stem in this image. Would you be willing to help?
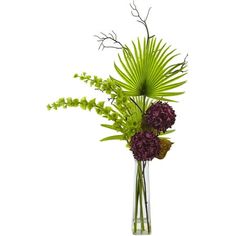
[134,170,139,233]
[130,97,142,113]
[138,162,145,231]
[133,160,151,234]
[142,161,151,233]
[142,96,146,115]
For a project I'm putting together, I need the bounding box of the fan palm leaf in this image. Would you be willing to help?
[113,37,187,102]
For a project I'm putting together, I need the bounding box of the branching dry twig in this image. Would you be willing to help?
[181,54,188,72]
[94,31,126,50]
[168,54,188,76]
[178,54,188,73]
[95,2,154,49]
[130,1,154,43]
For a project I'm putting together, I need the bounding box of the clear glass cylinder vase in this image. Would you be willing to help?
[132,160,151,235]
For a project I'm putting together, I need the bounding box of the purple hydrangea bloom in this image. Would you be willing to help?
[130,131,160,161]
[144,101,176,133]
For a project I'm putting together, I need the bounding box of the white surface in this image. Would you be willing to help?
[0,0,236,235]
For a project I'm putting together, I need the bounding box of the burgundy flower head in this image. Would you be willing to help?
[130,131,160,161]
[144,101,176,133]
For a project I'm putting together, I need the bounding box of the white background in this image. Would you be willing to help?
[0,0,236,235]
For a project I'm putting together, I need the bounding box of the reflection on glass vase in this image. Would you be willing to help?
[132,160,151,235]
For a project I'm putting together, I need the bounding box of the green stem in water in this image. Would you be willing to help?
[142,161,151,233]
[133,160,151,234]
[138,162,145,231]
[134,169,139,233]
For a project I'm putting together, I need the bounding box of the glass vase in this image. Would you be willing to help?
[132,160,151,235]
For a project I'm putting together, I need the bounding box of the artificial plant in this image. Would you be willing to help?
[47,1,188,234]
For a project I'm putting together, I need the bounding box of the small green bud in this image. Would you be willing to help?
[87,98,96,111]
[80,97,88,110]
[80,72,87,80]
[58,97,65,105]
[110,112,118,120]
[101,83,108,91]
[97,101,105,108]
[106,88,111,94]
[85,75,91,80]
[80,104,87,110]
[103,106,112,115]
[95,108,103,115]
[94,76,99,83]
[66,97,72,106]
[72,98,79,106]
[90,81,94,86]
[52,103,58,110]
[47,104,52,110]
[89,98,96,104]
[110,94,116,99]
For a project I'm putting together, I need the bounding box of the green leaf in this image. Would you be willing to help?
[153,97,178,102]
[154,91,185,97]
[101,124,120,132]
[159,129,175,136]
[157,80,187,92]
[100,135,126,142]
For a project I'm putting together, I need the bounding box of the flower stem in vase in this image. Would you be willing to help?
[133,160,151,235]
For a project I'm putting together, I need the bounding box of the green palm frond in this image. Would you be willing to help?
[114,37,187,102]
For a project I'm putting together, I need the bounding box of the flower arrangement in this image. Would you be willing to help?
[48,2,188,235]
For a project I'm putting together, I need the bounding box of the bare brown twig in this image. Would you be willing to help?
[130,1,154,43]
[94,31,126,50]
[166,54,188,76]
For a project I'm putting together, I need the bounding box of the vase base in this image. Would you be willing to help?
[133,231,151,235]
[133,218,151,235]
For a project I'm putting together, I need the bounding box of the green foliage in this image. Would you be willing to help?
[114,37,187,102]
[48,72,146,142]
[159,129,175,136]
[47,96,123,126]
[100,135,126,142]
[48,37,187,143]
